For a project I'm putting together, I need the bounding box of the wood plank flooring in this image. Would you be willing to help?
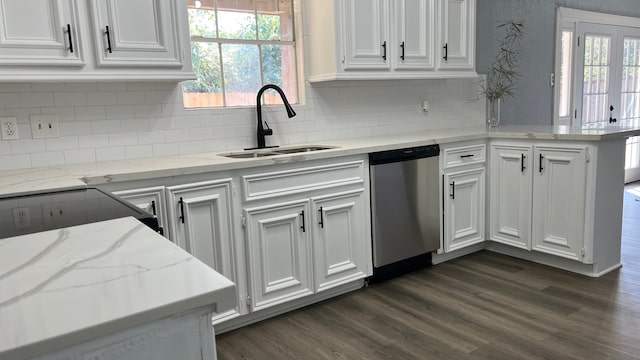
[216,184,640,359]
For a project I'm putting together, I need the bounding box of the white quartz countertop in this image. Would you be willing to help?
[0,217,237,360]
[1,125,640,197]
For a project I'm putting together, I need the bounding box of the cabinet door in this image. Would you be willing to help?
[0,0,83,65]
[443,167,485,252]
[244,200,313,311]
[394,0,435,70]
[112,186,169,240]
[166,179,239,322]
[342,0,390,70]
[489,144,532,249]
[90,0,183,67]
[311,189,368,293]
[532,147,587,261]
[438,0,475,70]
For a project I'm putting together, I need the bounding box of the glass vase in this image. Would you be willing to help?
[486,97,501,128]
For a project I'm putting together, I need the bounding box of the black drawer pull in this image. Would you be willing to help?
[178,197,185,223]
[521,154,526,173]
[381,41,387,60]
[443,43,448,60]
[450,182,455,199]
[105,25,113,53]
[539,154,544,173]
[300,210,306,232]
[318,207,324,228]
[66,24,74,53]
[459,154,474,159]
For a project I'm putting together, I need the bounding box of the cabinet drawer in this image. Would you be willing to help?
[443,144,486,169]
[242,161,365,201]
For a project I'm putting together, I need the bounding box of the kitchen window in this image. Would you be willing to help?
[183,0,299,108]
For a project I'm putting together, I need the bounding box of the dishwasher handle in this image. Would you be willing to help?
[369,144,440,165]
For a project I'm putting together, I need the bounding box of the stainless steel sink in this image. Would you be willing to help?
[219,145,337,159]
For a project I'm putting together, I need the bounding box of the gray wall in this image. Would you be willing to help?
[476,0,640,125]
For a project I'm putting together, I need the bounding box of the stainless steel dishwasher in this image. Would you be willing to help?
[369,145,440,281]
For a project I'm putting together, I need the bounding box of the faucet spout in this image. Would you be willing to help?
[249,84,296,150]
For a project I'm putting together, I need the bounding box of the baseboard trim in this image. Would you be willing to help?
[213,280,364,334]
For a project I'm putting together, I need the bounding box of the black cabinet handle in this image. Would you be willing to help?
[66,24,74,53]
[459,154,474,158]
[450,182,455,199]
[443,43,448,60]
[178,197,185,223]
[300,210,306,232]
[400,41,405,61]
[381,41,387,60]
[105,25,113,53]
[318,207,324,228]
[521,154,526,173]
[539,154,544,173]
[151,200,157,216]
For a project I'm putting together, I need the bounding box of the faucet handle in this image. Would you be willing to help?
[263,121,273,136]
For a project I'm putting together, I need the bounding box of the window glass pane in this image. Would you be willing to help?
[257,0,293,41]
[559,31,573,117]
[582,34,611,124]
[187,0,217,38]
[222,44,261,106]
[218,11,257,39]
[621,37,640,121]
[262,45,297,104]
[182,42,223,108]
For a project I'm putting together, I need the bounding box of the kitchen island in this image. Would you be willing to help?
[0,217,236,360]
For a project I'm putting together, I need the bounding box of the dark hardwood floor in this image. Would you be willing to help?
[216,183,640,359]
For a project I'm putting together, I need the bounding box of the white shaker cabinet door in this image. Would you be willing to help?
[244,200,313,312]
[443,167,485,252]
[311,189,368,293]
[166,179,239,323]
[532,146,587,261]
[341,0,390,70]
[489,144,533,249]
[438,0,475,70]
[393,0,436,70]
[89,0,183,67]
[0,0,83,65]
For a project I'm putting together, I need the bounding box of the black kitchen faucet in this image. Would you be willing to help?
[246,84,296,150]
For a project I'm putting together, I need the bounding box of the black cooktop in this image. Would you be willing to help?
[0,188,159,239]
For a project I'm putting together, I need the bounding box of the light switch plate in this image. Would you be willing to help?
[31,114,60,139]
[1,116,19,140]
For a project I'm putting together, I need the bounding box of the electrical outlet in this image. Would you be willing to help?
[31,114,60,139]
[13,207,31,230]
[1,117,19,140]
[42,202,69,228]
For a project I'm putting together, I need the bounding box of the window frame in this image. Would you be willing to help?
[183,0,305,109]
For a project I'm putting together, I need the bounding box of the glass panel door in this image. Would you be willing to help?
[619,26,640,182]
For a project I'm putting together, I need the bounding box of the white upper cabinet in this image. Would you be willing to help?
[342,0,390,70]
[394,0,435,70]
[0,0,194,81]
[0,0,83,65]
[89,0,183,67]
[438,0,475,70]
[307,0,476,81]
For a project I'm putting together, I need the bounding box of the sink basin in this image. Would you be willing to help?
[274,145,336,154]
[222,151,280,159]
[219,145,337,159]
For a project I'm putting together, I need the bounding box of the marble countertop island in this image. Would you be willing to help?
[1,125,640,197]
[0,217,236,360]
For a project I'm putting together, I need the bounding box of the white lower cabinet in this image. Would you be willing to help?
[109,178,241,323]
[441,142,486,253]
[166,179,240,322]
[532,146,587,260]
[489,144,533,249]
[241,159,371,312]
[311,189,368,293]
[443,167,485,252]
[244,200,313,312]
[489,142,588,261]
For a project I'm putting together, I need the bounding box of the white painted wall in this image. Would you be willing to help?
[0,79,483,171]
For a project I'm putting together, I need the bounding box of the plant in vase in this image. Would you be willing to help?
[480,21,524,128]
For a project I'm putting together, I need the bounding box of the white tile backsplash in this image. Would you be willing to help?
[0,79,484,170]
